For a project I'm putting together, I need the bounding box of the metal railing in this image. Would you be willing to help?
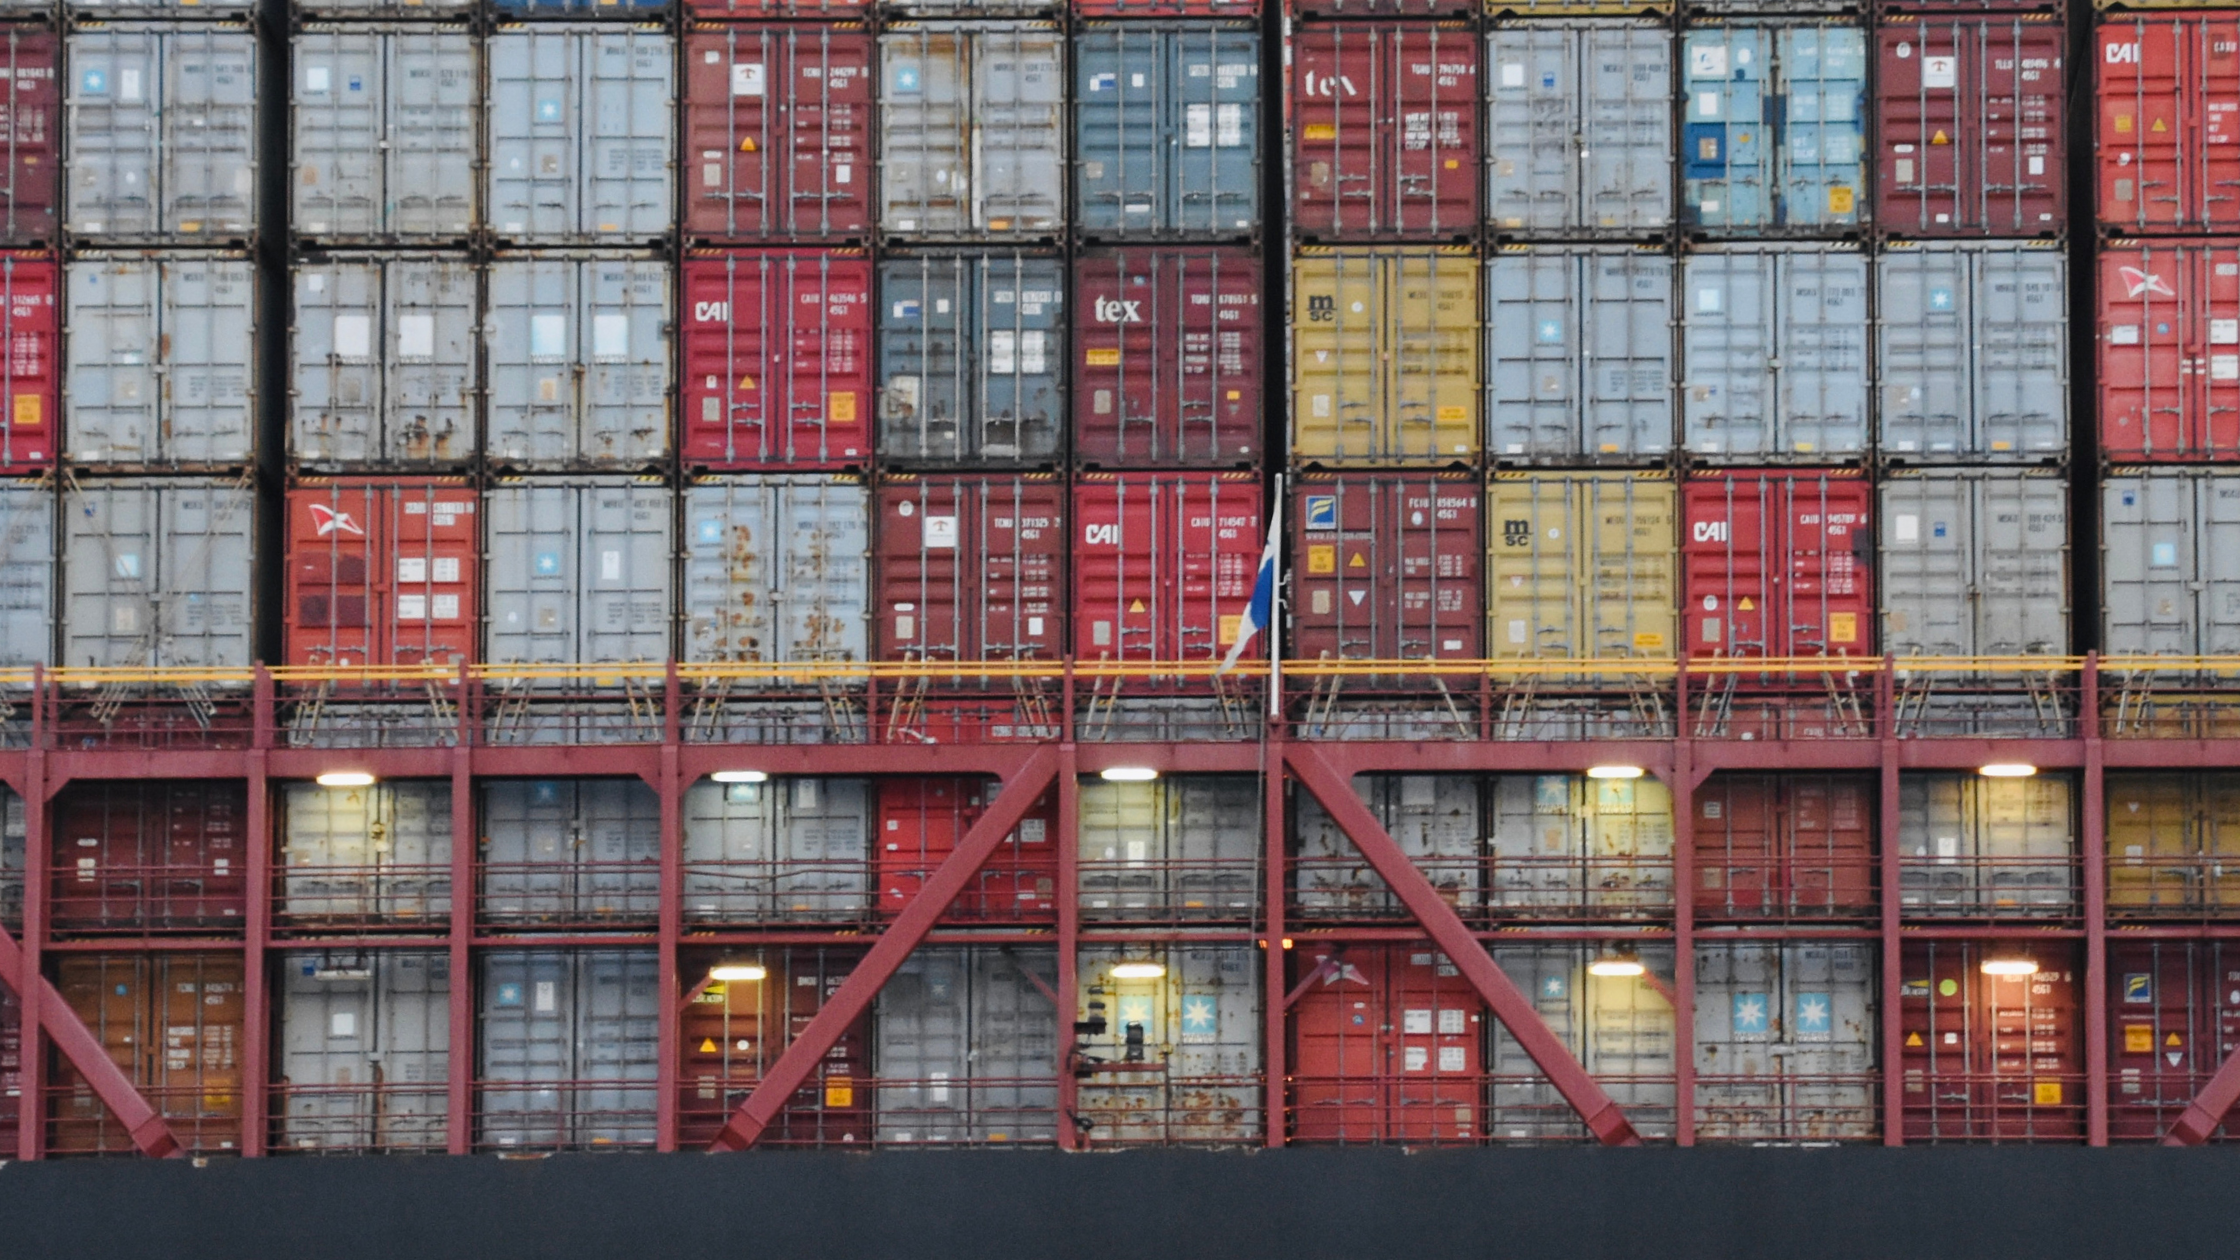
[1894,855,2081,920]
[270,1084,449,1154]
[473,1079,660,1152]
[1288,1073,1678,1145]
[274,865,454,929]
[1292,855,1676,923]
[2106,856,2240,918]
[1900,1072,2088,1143]
[1693,1074,1881,1143]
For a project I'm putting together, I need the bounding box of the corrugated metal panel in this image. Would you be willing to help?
[478,949,659,1150]
[1291,472,1482,666]
[298,0,474,18]
[1695,942,1875,1141]
[486,27,672,245]
[1487,943,1676,1141]
[62,475,254,669]
[1682,24,1865,230]
[0,256,56,470]
[677,947,870,1146]
[50,780,245,929]
[2106,773,2240,915]
[1486,23,1671,234]
[682,26,872,243]
[279,779,453,924]
[683,474,867,672]
[0,479,51,667]
[1291,945,1482,1143]
[1073,247,1260,468]
[285,479,478,670]
[0,31,59,245]
[1486,470,1675,663]
[67,252,253,466]
[1879,242,2066,460]
[292,27,475,242]
[1875,19,2064,235]
[51,954,244,1154]
[878,252,1064,465]
[1292,248,1478,465]
[66,27,257,241]
[873,946,1058,1143]
[1079,775,1258,920]
[682,250,873,469]
[1077,0,1257,16]
[1296,774,1480,915]
[682,777,871,922]
[1683,470,1874,660]
[877,777,1057,922]
[879,24,1064,239]
[1880,469,2068,659]
[686,0,866,17]
[291,254,475,466]
[1292,24,1478,238]
[1899,772,2075,916]
[1900,941,2080,1141]
[1487,773,1675,914]
[1694,773,1874,919]
[875,474,1065,662]
[1071,472,1260,677]
[2097,17,2240,232]
[2107,941,2240,1140]
[278,950,449,1153]
[485,477,673,671]
[1486,247,1671,461]
[486,254,669,467]
[0,984,16,1152]
[1075,24,1258,237]
[2098,242,2240,461]
[0,787,22,929]
[1682,244,1867,460]
[1297,0,1467,15]
[2101,470,2240,654]
[493,0,665,15]
[482,779,660,923]
[1076,945,1259,1144]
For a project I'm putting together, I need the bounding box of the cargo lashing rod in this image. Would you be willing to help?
[0,925,183,1158]
[1286,746,1642,1146]
[708,746,1062,1152]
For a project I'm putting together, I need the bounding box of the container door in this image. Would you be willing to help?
[1975,473,2066,656]
[2106,774,2192,914]
[2100,475,2194,655]
[1878,248,1969,459]
[1486,29,1575,234]
[1775,27,1864,229]
[1584,26,1671,232]
[877,256,970,462]
[2098,245,2193,460]
[969,27,1063,235]
[163,31,257,240]
[293,31,381,239]
[383,257,475,464]
[1975,246,2068,459]
[65,258,160,464]
[1683,250,1774,456]
[1171,28,1257,234]
[1881,475,1970,656]
[878,30,968,237]
[1387,251,1477,463]
[1073,28,1160,235]
[974,255,1062,462]
[1682,28,1768,229]
[1775,248,1869,458]
[1485,253,1578,459]
[1291,254,1380,461]
[1585,472,1675,659]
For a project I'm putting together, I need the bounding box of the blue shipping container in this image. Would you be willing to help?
[878,253,1065,466]
[1682,24,1864,232]
[1075,24,1259,238]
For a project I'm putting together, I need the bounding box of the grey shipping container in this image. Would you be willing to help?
[1485,247,1672,461]
[1078,775,1259,921]
[294,0,473,20]
[1694,942,1875,1142]
[1877,243,2066,461]
[683,474,868,670]
[877,252,1064,465]
[1488,773,1674,915]
[1075,945,1260,1145]
[486,254,670,467]
[480,778,661,924]
[0,788,22,928]
[2103,471,2240,657]
[484,477,672,674]
[293,27,476,243]
[1074,24,1258,238]
[874,946,1058,1144]
[66,252,255,466]
[0,479,50,667]
[66,27,257,241]
[479,949,659,1150]
[681,776,872,923]
[279,778,453,924]
[1899,772,2075,916]
[1294,774,1479,917]
[1682,244,1868,461]
[486,27,673,245]
[291,254,476,466]
[1486,23,1672,235]
[881,24,1065,240]
[1880,470,2068,659]
[62,475,253,669]
[279,950,449,1153]
[1489,943,1676,1141]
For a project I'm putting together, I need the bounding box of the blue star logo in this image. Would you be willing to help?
[1794,992,1832,1036]
[1181,994,1216,1039]
[1929,288,1954,311]
[1733,992,1768,1035]
[1542,975,1567,1000]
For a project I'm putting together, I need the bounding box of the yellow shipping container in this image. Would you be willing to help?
[2107,772,2240,913]
[1486,470,1676,666]
[1490,0,1673,14]
[1293,247,1479,466]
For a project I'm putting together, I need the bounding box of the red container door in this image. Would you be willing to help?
[387,484,478,669]
[682,251,873,469]
[1902,943,2079,1141]
[1784,475,1872,660]
[1073,249,1262,468]
[1291,950,1385,1141]
[0,33,58,247]
[1684,473,1871,662]
[876,477,1066,664]
[288,481,478,670]
[1695,776,1775,918]
[1072,473,1261,685]
[1790,775,1876,916]
[1291,474,1481,671]
[1292,25,1477,239]
[683,27,872,242]
[0,254,55,469]
[679,949,869,1146]
[877,779,1055,924]
[683,0,868,26]
[287,482,380,669]
[1877,21,2063,235]
[2098,243,2196,459]
[1291,947,1482,1143]
[1386,948,1480,1142]
[2099,18,2240,231]
[2107,942,2219,1142]
[50,783,247,930]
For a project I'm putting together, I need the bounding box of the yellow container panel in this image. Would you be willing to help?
[1486,470,1676,667]
[1292,253,1384,462]
[2107,773,2191,911]
[1292,249,1479,465]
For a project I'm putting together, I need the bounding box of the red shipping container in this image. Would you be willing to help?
[1291,472,1481,670]
[286,479,478,670]
[1291,946,1483,1143]
[1074,248,1262,468]
[2107,941,2240,1143]
[0,985,17,1154]
[876,475,1067,664]
[2098,16,2240,232]
[1682,471,1873,662]
[1072,472,1262,680]
[1292,24,1478,239]
[682,26,873,242]
[1900,941,2081,1142]
[49,782,246,930]
[1074,0,1258,17]
[0,31,58,247]
[0,253,56,470]
[683,0,867,22]
[49,954,243,1154]
[2098,241,2240,461]
[681,250,873,469]
[1293,0,1468,20]
[1876,19,2064,236]
[1694,774,1876,920]
[877,778,1057,923]
[679,948,870,1147]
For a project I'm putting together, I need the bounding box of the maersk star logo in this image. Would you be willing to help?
[1542,975,1566,1000]
[2122,266,2175,299]
[1181,995,1216,1038]
[307,503,364,537]
[1733,993,1769,1035]
[1795,992,1832,1036]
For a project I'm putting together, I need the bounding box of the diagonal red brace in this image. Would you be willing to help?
[709,746,1061,1152]
[2164,1042,2240,1145]
[1286,746,1642,1146]
[0,925,182,1158]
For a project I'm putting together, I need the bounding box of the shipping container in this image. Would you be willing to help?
[66,27,257,242]
[66,252,251,468]
[1077,0,1258,17]
[62,475,254,670]
[1900,941,2080,1142]
[285,479,477,671]
[684,0,866,19]
[2106,773,2240,916]
[1292,248,1478,465]
[677,947,870,1147]
[1485,23,1670,235]
[1485,470,1675,668]
[1899,773,2076,917]
[2107,941,2240,1141]
[1874,19,2063,236]
[481,779,659,924]
[1682,244,1867,460]
[1076,945,1260,1145]
[1695,942,1875,1142]
[1071,472,1260,682]
[878,252,1064,465]
[1487,944,1675,1141]
[1294,773,1479,916]
[1485,247,1670,462]
[1291,472,1481,674]
[0,30,59,245]
[1693,773,1874,920]
[683,777,872,923]
[873,946,1058,1144]
[49,780,244,930]
[0,256,54,470]
[278,778,452,925]
[2097,16,2240,233]
[2101,469,2240,654]
[491,0,665,15]
[1291,23,1478,239]
[486,254,669,467]
[484,477,673,674]
[1291,945,1483,1144]
[682,25,872,243]
[880,24,1064,240]
[50,953,244,1154]
[1075,24,1258,238]
[1681,470,1873,662]
[877,777,1058,922]
[1073,247,1259,468]
[291,254,475,467]
[297,0,474,19]
[1297,0,1466,17]
[0,479,52,667]
[875,474,1065,663]
[1486,772,1674,916]
[486,26,672,245]
[0,984,17,1154]
[1879,469,2067,666]
[683,474,868,677]
[277,950,449,1154]
[1078,775,1257,921]
[1878,242,2066,461]
[2098,241,2240,461]
[479,949,659,1150]
[1681,23,1865,231]
[682,250,873,469]
[0,786,21,927]
[292,27,475,243]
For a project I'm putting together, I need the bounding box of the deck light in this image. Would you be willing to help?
[315,771,376,788]
[712,770,769,784]
[1586,765,1645,780]
[1979,764,2037,779]
[1587,944,1646,978]
[1980,956,2039,977]
[709,964,768,983]
[1100,767,1159,782]
[1110,962,1167,980]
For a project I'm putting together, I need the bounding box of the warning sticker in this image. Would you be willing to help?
[1307,544,1336,575]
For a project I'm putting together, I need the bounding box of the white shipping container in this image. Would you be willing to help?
[486,27,673,244]
[280,778,453,923]
[292,254,476,466]
[880,24,1064,239]
[293,26,477,242]
[279,950,449,1153]
[66,253,256,465]
[873,946,1057,1144]
[1295,774,1480,916]
[683,475,866,672]
[67,27,257,240]
[1075,945,1260,1144]
[1899,772,2076,917]
[1078,776,1259,921]
[484,477,672,677]
[61,475,253,670]
[0,479,50,667]
[487,254,669,468]
[480,778,660,923]
[479,948,659,1150]
[1489,943,1676,1141]
[1694,942,1875,1142]
[681,776,872,923]
[1487,773,1674,914]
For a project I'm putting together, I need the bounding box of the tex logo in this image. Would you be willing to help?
[2121,266,2175,299]
[1304,495,1337,531]
[307,503,365,537]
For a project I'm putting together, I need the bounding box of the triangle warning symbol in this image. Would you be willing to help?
[699,1038,718,1053]
[1348,552,1366,568]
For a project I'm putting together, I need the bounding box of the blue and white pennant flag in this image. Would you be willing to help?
[1218,523,1279,675]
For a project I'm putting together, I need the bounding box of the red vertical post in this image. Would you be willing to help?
[445,680,475,1153]
[2082,653,2107,1146]
[1262,733,1286,1148]
[1054,744,1079,1150]
[1879,657,1904,1146]
[239,738,271,1156]
[15,741,44,1160]
[1670,748,1697,1147]
[654,660,683,1152]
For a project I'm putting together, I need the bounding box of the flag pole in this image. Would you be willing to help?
[1269,472,1283,719]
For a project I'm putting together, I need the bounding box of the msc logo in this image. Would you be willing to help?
[1092,296,1143,323]
[694,301,729,322]
[1301,71,1358,97]
[1502,518,1531,548]
[2105,41,2139,64]
[1692,520,1729,543]
[1084,523,1122,546]
[1307,294,1335,322]
[1304,495,1337,531]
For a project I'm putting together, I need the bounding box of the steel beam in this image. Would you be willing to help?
[1283,746,1642,1146]
[0,926,181,1158]
[2165,1044,2240,1145]
[708,746,1062,1152]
